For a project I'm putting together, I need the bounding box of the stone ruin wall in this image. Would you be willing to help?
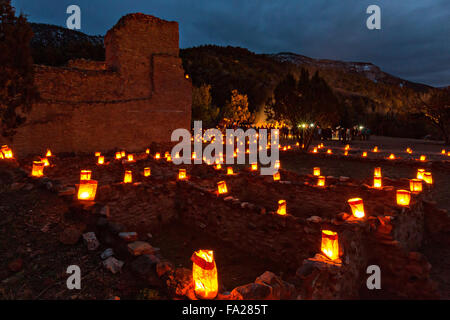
[3,13,191,156]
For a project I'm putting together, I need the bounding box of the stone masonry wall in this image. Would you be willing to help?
[3,13,191,156]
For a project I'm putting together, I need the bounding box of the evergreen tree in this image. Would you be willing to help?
[0,0,39,140]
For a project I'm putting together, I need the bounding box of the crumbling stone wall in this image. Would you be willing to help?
[4,13,191,156]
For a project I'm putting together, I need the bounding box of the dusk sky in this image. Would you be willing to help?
[11,0,450,87]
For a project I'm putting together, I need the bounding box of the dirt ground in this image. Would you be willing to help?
[1,135,449,299]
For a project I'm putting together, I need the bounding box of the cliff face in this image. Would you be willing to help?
[4,14,192,156]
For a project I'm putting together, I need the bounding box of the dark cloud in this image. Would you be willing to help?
[12,0,450,86]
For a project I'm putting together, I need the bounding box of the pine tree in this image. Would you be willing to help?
[0,0,39,140]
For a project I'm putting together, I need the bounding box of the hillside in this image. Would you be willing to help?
[27,22,436,138]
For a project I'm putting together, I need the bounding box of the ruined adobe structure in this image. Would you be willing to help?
[5,13,191,156]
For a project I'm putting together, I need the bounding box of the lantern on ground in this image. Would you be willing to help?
[214,164,222,170]
[77,180,98,201]
[41,157,50,167]
[178,169,187,180]
[417,169,425,180]
[192,152,197,160]
[251,163,258,171]
[80,170,92,181]
[327,149,332,154]
[97,156,105,165]
[217,181,228,194]
[374,167,381,177]
[166,155,172,162]
[373,176,382,189]
[348,198,365,218]
[317,176,326,187]
[115,152,122,160]
[31,161,45,177]
[95,152,101,157]
[127,154,134,162]
[313,167,321,176]
[227,167,234,175]
[406,148,412,154]
[373,146,378,152]
[164,152,170,159]
[274,160,280,170]
[442,149,446,155]
[344,150,349,156]
[121,151,126,157]
[423,172,433,184]
[277,200,287,216]
[362,152,367,158]
[321,230,339,261]
[273,172,280,181]
[46,149,52,157]
[388,154,396,160]
[345,145,350,150]
[155,153,161,159]
[313,147,318,153]
[144,167,151,177]
[419,155,426,161]
[396,190,411,206]
[410,179,422,193]
[123,170,132,183]
[146,148,150,154]
[2,146,13,159]
[191,250,218,300]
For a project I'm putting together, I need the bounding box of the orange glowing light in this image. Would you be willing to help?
[419,155,426,161]
[406,147,412,154]
[155,153,161,159]
[313,167,321,176]
[77,180,98,201]
[362,152,367,157]
[127,154,134,162]
[97,156,105,165]
[410,179,422,193]
[441,149,446,154]
[348,198,365,218]
[41,157,50,167]
[31,161,45,177]
[166,155,172,162]
[396,190,411,206]
[251,163,258,171]
[146,148,150,154]
[423,172,433,184]
[1,146,13,159]
[373,146,378,152]
[388,154,396,160]
[274,160,280,170]
[121,151,126,157]
[373,176,382,189]
[417,169,425,180]
[46,149,52,157]
[321,230,339,261]
[115,152,122,159]
[192,152,197,160]
[191,250,218,300]
[214,164,222,170]
[80,170,92,181]
[273,172,280,181]
[178,169,187,180]
[327,149,332,154]
[344,150,349,156]
[227,167,234,175]
[317,176,326,187]
[144,167,151,177]
[217,181,228,194]
[123,170,132,183]
[312,147,318,153]
[277,200,287,215]
[345,145,350,150]
[374,167,381,177]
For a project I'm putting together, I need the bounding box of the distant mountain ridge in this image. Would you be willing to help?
[271,52,431,92]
